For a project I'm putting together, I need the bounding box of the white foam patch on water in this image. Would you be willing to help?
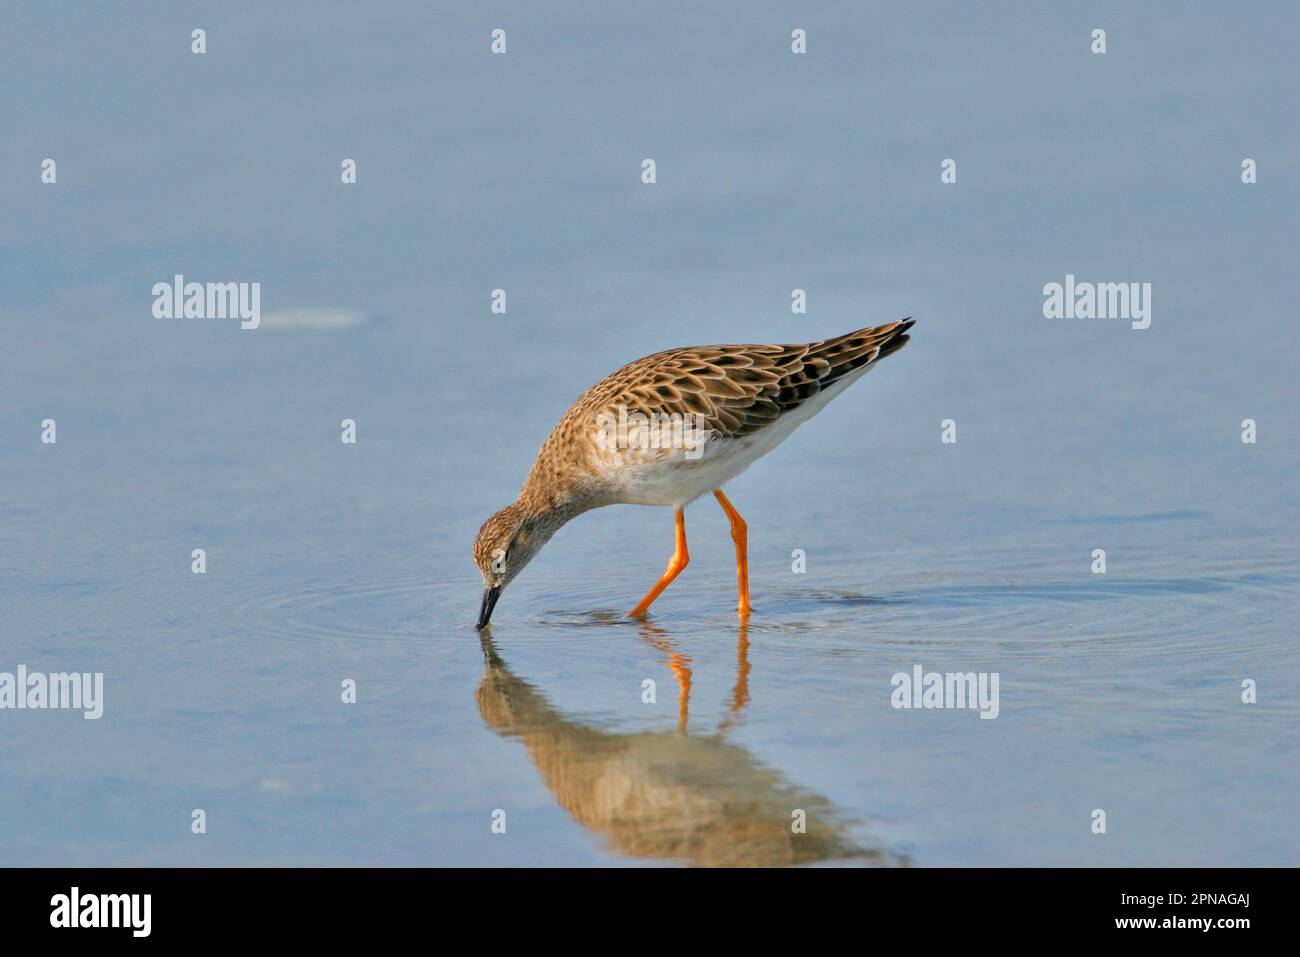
[259,307,366,331]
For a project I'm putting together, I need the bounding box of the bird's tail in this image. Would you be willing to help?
[807,317,915,389]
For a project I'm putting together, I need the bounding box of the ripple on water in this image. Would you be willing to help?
[506,569,1300,727]
[220,562,1299,734]
[224,569,462,646]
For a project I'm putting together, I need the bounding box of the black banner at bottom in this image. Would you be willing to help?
[0,866,1280,942]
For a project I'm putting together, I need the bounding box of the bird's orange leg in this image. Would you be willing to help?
[629,508,689,617]
[713,489,751,617]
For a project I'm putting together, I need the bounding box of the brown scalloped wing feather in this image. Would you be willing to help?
[579,318,914,440]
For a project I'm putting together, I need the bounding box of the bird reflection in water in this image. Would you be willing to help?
[475,624,908,867]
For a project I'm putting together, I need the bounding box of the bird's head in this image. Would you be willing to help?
[472,500,552,629]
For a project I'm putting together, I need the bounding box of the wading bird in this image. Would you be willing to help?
[473,319,915,628]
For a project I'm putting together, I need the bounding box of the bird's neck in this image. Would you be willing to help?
[512,488,585,542]
[518,472,601,525]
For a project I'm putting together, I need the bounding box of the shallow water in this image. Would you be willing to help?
[2,3,1298,866]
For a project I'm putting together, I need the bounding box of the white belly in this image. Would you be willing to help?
[592,364,874,508]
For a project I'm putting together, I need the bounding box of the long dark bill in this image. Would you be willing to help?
[477,586,502,630]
